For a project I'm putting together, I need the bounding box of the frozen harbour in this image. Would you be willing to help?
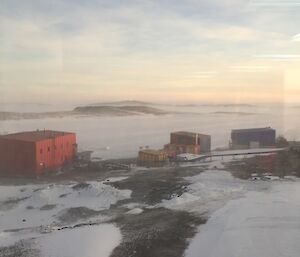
[185,180,300,257]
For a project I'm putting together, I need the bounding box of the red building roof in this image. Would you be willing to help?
[0,130,75,142]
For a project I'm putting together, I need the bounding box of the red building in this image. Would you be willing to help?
[0,130,77,177]
[164,131,211,156]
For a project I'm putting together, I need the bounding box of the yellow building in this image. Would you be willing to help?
[138,149,168,162]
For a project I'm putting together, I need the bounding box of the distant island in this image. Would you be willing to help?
[88,100,154,106]
[87,100,256,108]
[0,100,264,121]
[0,105,169,121]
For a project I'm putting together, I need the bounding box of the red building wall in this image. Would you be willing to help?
[0,132,77,177]
[170,132,211,153]
[170,133,197,145]
[0,138,36,177]
[35,133,77,176]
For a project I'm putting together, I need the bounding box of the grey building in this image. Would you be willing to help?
[231,127,276,149]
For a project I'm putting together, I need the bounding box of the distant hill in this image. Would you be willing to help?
[215,104,255,107]
[0,105,169,120]
[73,105,168,115]
[87,100,256,108]
[88,100,155,106]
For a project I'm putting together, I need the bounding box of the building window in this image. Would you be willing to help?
[40,149,43,154]
[48,147,50,152]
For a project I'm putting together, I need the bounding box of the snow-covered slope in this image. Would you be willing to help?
[0,181,131,231]
[185,181,300,257]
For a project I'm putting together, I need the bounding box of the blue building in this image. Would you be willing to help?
[231,127,276,149]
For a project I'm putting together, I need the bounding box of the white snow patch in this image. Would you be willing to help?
[212,148,283,156]
[126,208,143,215]
[0,182,131,231]
[122,202,142,209]
[159,170,248,214]
[103,176,128,182]
[284,175,298,180]
[176,153,206,161]
[159,168,271,215]
[36,224,121,257]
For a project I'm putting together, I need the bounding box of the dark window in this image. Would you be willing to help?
[48,147,50,152]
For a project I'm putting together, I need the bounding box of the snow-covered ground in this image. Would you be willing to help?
[158,158,272,216]
[159,169,248,215]
[155,156,300,257]
[185,181,300,257]
[1,150,300,257]
[0,177,131,257]
[1,224,122,257]
[0,180,131,231]
[36,224,122,257]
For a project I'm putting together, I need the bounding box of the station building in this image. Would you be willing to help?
[231,127,276,149]
[164,131,211,156]
[0,130,77,177]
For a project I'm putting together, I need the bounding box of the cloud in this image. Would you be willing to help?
[253,54,300,61]
[0,0,299,103]
[229,65,271,72]
[249,0,300,7]
[292,33,300,42]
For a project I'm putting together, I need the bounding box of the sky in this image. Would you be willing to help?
[1,0,300,104]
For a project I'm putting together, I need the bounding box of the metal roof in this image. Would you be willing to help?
[231,127,275,133]
[171,131,210,137]
[0,130,75,142]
